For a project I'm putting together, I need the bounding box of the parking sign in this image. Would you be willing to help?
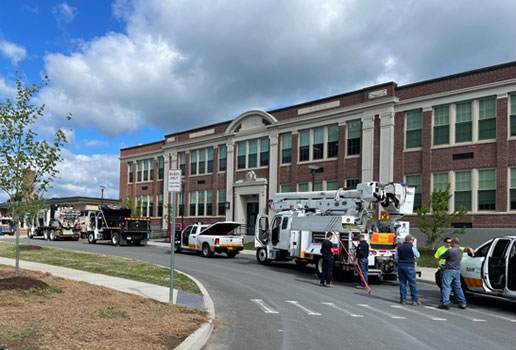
[168,170,182,192]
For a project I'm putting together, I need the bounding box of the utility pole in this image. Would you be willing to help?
[168,169,181,305]
[100,185,106,206]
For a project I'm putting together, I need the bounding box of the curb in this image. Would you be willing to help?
[174,270,215,350]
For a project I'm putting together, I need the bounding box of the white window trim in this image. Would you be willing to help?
[136,158,155,183]
[280,133,293,165]
[404,110,423,152]
[236,138,270,171]
[477,168,497,213]
[189,147,215,177]
[345,120,361,158]
[298,125,339,164]
[431,105,451,148]
[508,94,516,141]
[297,182,309,192]
[128,162,133,184]
[218,145,228,173]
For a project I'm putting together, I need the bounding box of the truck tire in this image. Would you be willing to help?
[87,233,96,244]
[133,239,141,246]
[174,244,182,253]
[43,230,50,240]
[256,248,272,265]
[49,230,56,241]
[202,243,213,257]
[315,257,323,278]
[111,233,120,246]
[227,251,237,258]
[28,230,34,239]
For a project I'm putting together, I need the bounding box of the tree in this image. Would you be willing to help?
[121,197,136,216]
[416,184,467,249]
[0,73,69,276]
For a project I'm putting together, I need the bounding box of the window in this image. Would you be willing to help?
[179,192,184,216]
[326,180,338,190]
[478,97,496,140]
[248,139,258,168]
[299,130,310,162]
[511,168,516,210]
[197,191,205,216]
[206,190,213,216]
[455,171,471,211]
[281,133,292,164]
[199,149,206,174]
[433,105,449,145]
[137,160,143,182]
[346,179,359,188]
[218,189,226,216]
[149,159,154,181]
[313,127,324,160]
[406,110,422,149]
[128,162,133,183]
[219,145,227,171]
[406,174,422,210]
[191,150,197,175]
[143,159,149,181]
[347,120,361,155]
[327,125,338,158]
[207,148,214,173]
[190,191,196,216]
[313,181,323,191]
[179,152,186,176]
[158,157,164,180]
[455,102,472,143]
[237,142,246,169]
[148,195,154,217]
[433,173,449,191]
[298,183,309,192]
[280,184,292,192]
[478,169,496,211]
[511,95,516,137]
[260,137,269,166]
[142,196,148,217]
[157,194,163,217]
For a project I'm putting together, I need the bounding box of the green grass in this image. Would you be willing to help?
[244,241,256,250]
[0,327,42,350]
[418,248,438,268]
[96,306,130,319]
[17,286,63,298]
[0,242,200,295]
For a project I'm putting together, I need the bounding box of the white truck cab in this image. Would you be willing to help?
[174,221,243,258]
[460,236,516,300]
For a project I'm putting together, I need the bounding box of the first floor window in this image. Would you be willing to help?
[478,169,496,211]
[455,171,471,211]
[198,191,205,216]
[510,168,516,210]
[142,196,148,217]
[326,180,338,190]
[148,196,154,217]
[346,179,359,188]
[433,172,449,192]
[405,174,422,210]
[207,190,213,216]
[313,181,323,191]
[218,190,226,216]
[298,183,309,192]
[190,192,196,216]
[178,192,184,216]
[280,184,292,192]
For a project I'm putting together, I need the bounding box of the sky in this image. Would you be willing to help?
[1,0,516,201]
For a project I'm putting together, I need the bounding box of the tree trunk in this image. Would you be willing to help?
[13,206,20,277]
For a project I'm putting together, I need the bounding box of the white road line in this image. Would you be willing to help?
[424,306,486,322]
[322,302,364,317]
[357,304,406,319]
[466,308,516,323]
[390,305,447,321]
[286,301,322,315]
[250,299,279,314]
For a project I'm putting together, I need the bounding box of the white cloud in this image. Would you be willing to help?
[52,2,79,28]
[0,40,27,65]
[0,76,16,98]
[83,139,109,147]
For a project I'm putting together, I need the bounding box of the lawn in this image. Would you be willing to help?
[0,242,201,294]
[418,248,438,268]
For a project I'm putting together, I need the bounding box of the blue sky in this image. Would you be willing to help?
[1,0,516,200]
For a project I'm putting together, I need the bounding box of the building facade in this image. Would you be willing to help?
[120,61,516,232]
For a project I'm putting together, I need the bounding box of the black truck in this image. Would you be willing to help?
[86,205,151,246]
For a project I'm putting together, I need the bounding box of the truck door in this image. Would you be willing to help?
[189,226,199,249]
[462,240,491,292]
[271,216,282,246]
[486,238,511,291]
[182,226,193,247]
[255,214,269,247]
[87,212,96,232]
[506,240,516,296]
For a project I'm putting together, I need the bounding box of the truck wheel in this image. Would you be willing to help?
[111,233,120,246]
[87,233,96,244]
[315,257,323,278]
[174,244,182,253]
[49,231,56,241]
[256,248,272,265]
[43,230,50,240]
[227,251,237,258]
[202,243,213,257]
[28,230,34,239]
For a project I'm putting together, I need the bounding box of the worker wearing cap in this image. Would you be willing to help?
[355,234,369,289]
[320,232,334,287]
[434,237,473,292]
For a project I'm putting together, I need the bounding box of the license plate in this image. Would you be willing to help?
[127,236,132,240]
[228,247,233,250]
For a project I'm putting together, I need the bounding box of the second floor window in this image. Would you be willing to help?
[433,105,449,146]
[313,127,324,160]
[237,138,269,169]
[455,102,472,143]
[327,125,338,158]
[128,162,133,183]
[191,150,197,175]
[455,170,472,211]
[299,130,310,162]
[406,110,422,149]
[137,159,154,182]
[511,95,516,137]
[347,120,361,155]
[478,97,496,140]
[405,174,422,210]
[281,133,292,164]
[158,156,164,180]
[191,147,214,175]
[179,152,186,175]
[219,145,227,171]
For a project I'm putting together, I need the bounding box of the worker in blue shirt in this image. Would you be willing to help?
[395,234,421,305]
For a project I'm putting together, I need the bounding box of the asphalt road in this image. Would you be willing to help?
[3,236,516,350]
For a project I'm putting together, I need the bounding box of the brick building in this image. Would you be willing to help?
[120,61,516,233]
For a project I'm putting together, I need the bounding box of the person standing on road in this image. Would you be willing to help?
[438,237,467,310]
[320,232,334,287]
[355,234,369,289]
[395,234,421,305]
[434,237,473,293]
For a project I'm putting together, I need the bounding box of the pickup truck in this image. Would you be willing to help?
[453,236,516,300]
[174,221,243,258]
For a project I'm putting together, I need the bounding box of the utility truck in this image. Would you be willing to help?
[86,205,150,246]
[174,221,243,258]
[254,181,415,280]
[0,217,15,235]
[29,205,81,241]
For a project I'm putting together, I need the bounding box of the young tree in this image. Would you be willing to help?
[416,184,467,249]
[121,197,136,216]
[0,73,69,276]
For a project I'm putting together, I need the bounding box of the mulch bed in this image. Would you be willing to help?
[0,276,49,290]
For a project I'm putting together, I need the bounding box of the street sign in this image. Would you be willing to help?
[168,170,182,192]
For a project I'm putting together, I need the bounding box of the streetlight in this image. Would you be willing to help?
[309,165,323,191]
[100,185,106,206]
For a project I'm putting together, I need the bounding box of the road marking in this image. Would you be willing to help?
[424,306,485,322]
[250,299,279,314]
[466,308,516,323]
[390,305,447,321]
[357,304,406,319]
[286,301,321,315]
[322,302,364,317]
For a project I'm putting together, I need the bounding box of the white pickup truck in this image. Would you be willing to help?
[459,236,516,300]
[174,221,243,258]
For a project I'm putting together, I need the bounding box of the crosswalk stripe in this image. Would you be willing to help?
[466,307,516,323]
[250,299,279,314]
[286,301,321,315]
[424,306,485,322]
[322,302,364,317]
[390,305,447,321]
[358,304,406,319]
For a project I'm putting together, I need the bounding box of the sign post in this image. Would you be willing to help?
[168,169,182,304]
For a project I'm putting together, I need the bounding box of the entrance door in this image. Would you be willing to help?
[247,202,259,235]
[488,238,511,290]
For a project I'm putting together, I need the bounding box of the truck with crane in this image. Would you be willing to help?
[254,181,415,280]
[29,204,81,241]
